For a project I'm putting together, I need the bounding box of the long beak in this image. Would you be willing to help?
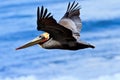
[16,36,44,50]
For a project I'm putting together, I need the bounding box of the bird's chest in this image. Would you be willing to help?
[41,38,77,50]
[41,39,62,49]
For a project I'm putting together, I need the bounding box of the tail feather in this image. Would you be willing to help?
[89,44,95,49]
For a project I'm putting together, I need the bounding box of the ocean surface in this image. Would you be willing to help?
[0,0,120,80]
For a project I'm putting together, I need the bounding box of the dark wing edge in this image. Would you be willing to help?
[37,6,53,29]
[66,1,81,17]
[37,6,76,41]
[61,1,82,41]
[37,6,52,21]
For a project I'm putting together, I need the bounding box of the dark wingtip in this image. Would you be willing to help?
[67,1,80,12]
[37,6,52,19]
[67,2,71,12]
[37,6,40,20]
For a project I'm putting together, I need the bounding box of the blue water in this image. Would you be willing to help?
[0,0,120,80]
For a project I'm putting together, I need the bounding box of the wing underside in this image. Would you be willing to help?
[59,1,82,41]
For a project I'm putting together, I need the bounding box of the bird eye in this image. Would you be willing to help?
[39,36,42,38]
[39,35,44,39]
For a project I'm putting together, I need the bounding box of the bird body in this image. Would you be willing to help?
[16,1,95,50]
[39,37,94,50]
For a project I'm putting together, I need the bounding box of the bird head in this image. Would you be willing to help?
[16,32,49,50]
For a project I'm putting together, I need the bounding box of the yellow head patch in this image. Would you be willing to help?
[42,32,49,39]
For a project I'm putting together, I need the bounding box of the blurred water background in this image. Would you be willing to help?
[0,0,120,80]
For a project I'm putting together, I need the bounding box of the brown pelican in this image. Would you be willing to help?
[16,1,95,50]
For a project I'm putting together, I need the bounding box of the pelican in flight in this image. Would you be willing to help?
[16,1,95,50]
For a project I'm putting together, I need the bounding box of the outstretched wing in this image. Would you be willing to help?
[59,1,82,41]
[37,6,76,41]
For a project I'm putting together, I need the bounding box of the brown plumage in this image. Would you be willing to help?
[16,1,95,50]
